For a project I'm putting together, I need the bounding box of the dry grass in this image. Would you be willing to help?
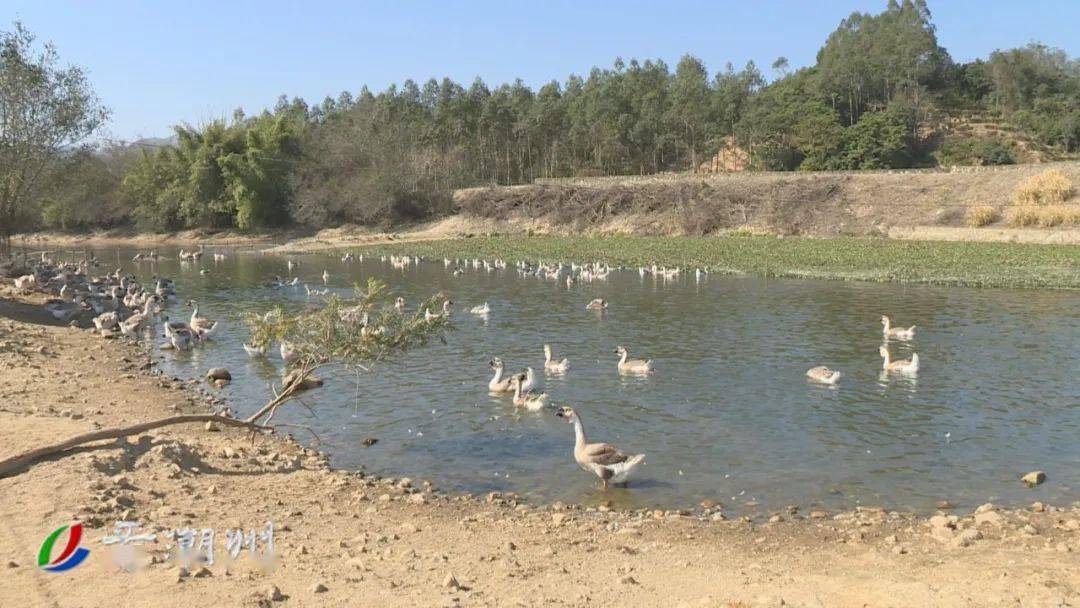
[1012,169,1075,205]
[1007,204,1080,227]
[966,205,1000,227]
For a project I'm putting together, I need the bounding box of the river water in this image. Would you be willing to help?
[84,245,1080,513]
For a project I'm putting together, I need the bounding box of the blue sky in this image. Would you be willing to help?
[4,0,1078,140]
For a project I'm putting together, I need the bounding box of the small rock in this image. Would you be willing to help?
[936,500,952,510]
[975,503,997,514]
[266,585,284,601]
[551,513,567,526]
[953,528,982,548]
[361,437,378,447]
[1031,501,1046,512]
[311,582,328,593]
[809,510,828,519]
[206,367,232,381]
[6,560,18,568]
[204,421,220,432]
[974,511,1004,527]
[929,515,954,530]
[768,515,783,523]
[443,573,461,589]
[1021,471,1046,487]
[1021,524,1039,535]
[620,575,638,585]
[192,566,212,578]
[699,499,717,510]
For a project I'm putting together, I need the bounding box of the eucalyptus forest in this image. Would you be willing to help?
[2,0,1077,238]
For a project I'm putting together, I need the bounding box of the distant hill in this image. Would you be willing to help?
[128,135,176,149]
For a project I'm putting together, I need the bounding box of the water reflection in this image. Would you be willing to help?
[73,245,1080,514]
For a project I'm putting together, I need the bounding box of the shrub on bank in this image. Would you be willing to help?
[1012,170,1075,206]
[966,205,1000,227]
[1006,204,1080,227]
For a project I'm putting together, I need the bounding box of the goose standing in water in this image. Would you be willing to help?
[556,406,645,490]
[510,376,549,411]
[187,300,218,337]
[806,365,841,385]
[470,302,490,316]
[244,341,267,357]
[881,315,916,340]
[614,345,653,374]
[880,346,919,374]
[543,344,570,374]
[322,269,330,284]
[163,321,197,350]
[487,358,525,393]
[394,297,406,311]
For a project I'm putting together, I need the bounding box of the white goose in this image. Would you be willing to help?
[163,322,197,350]
[487,358,525,393]
[470,302,490,316]
[244,341,267,357]
[585,298,608,311]
[510,375,549,411]
[92,311,120,332]
[280,341,296,363]
[806,365,841,384]
[881,315,916,340]
[880,346,919,374]
[543,344,570,374]
[188,300,218,337]
[556,406,645,489]
[614,346,653,374]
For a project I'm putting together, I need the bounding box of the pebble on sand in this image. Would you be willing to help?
[443,573,461,590]
[311,582,328,593]
[266,585,284,601]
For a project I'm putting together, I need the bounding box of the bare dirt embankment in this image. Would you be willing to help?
[452,161,1080,243]
[1,288,1079,607]
[17,162,1080,254]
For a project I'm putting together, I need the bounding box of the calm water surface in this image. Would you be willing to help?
[89,245,1080,513]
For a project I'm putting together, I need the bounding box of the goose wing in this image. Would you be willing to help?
[582,442,633,466]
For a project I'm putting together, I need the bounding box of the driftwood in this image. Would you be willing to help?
[0,367,312,479]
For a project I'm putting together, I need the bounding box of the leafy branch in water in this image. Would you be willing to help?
[244,277,452,370]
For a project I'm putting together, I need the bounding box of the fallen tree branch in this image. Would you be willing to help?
[0,414,271,479]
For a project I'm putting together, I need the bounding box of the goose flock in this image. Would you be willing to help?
[378,253,926,491]
[9,247,925,494]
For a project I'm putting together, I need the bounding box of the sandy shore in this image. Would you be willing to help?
[1,292,1079,607]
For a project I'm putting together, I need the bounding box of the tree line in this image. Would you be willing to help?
[2,0,1078,241]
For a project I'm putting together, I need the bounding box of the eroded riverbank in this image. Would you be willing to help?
[1,294,1080,607]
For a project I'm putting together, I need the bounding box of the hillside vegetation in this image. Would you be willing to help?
[2,1,1078,241]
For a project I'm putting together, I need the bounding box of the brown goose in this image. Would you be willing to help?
[556,406,645,490]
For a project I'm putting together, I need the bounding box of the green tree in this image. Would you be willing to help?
[668,55,711,171]
[0,22,108,250]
